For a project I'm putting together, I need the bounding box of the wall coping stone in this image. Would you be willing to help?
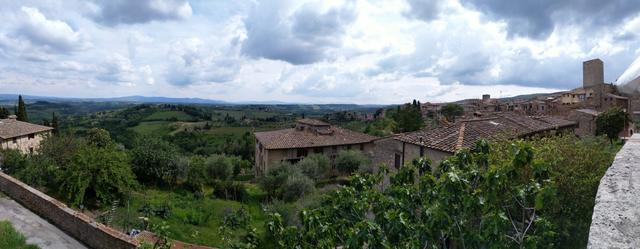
[588,134,640,248]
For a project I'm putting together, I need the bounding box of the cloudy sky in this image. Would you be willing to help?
[1,0,639,104]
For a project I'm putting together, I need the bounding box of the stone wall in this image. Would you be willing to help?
[588,134,640,248]
[0,172,139,249]
[0,131,50,154]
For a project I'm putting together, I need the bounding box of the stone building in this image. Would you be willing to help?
[373,114,576,171]
[254,119,378,176]
[568,109,634,138]
[0,115,53,154]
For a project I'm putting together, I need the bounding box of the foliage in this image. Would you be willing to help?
[388,100,423,132]
[213,181,249,201]
[0,106,9,119]
[0,220,40,249]
[260,163,315,202]
[441,103,464,122]
[263,136,617,249]
[298,154,330,181]
[206,155,235,181]
[0,149,28,175]
[58,145,137,207]
[596,106,630,143]
[131,136,180,185]
[17,95,28,122]
[335,150,370,174]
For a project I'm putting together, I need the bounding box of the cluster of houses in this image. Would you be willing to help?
[254,58,638,176]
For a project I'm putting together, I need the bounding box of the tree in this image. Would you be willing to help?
[596,107,629,143]
[51,112,59,134]
[85,128,114,148]
[205,154,235,181]
[16,95,27,122]
[58,145,137,207]
[390,101,424,132]
[0,107,9,119]
[335,150,370,174]
[130,136,180,185]
[441,103,464,122]
[298,153,330,181]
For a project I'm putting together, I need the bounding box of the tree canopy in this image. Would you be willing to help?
[596,106,629,143]
[441,103,464,122]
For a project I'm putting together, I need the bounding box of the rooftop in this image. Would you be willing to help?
[395,114,576,153]
[255,119,378,149]
[0,118,53,139]
[296,118,330,126]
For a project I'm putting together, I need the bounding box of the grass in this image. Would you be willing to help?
[111,186,267,248]
[130,121,173,136]
[143,111,194,121]
[0,220,40,249]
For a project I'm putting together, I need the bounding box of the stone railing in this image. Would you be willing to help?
[588,134,640,248]
[0,171,139,249]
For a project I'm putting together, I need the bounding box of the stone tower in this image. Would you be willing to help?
[583,59,604,88]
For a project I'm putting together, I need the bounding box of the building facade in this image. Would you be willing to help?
[0,115,53,154]
[254,119,378,176]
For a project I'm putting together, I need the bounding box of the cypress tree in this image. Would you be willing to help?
[51,112,59,134]
[0,107,9,119]
[16,95,28,122]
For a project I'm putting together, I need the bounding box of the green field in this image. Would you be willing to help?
[112,187,266,247]
[130,121,173,136]
[143,111,194,121]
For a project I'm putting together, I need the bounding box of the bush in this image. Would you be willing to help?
[0,150,27,175]
[185,156,207,193]
[174,207,212,226]
[298,154,330,180]
[212,181,249,201]
[335,150,370,174]
[130,136,180,185]
[15,156,58,188]
[206,155,234,181]
[281,175,315,202]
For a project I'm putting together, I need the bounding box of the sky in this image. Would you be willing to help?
[0,0,639,104]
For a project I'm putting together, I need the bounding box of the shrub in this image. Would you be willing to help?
[335,150,370,174]
[281,175,315,202]
[212,181,249,201]
[0,220,40,249]
[298,154,330,180]
[0,150,27,175]
[206,155,234,181]
[130,136,180,185]
[185,156,207,193]
[175,207,212,226]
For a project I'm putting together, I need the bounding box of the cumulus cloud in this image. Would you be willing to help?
[91,0,192,26]
[403,0,445,21]
[166,38,241,86]
[456,0,640,39]
[241,0,357,65]
[97,54,155,86]
[15,7,89,54]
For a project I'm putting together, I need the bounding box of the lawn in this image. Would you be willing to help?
[0,220,40,249]
[130,121,173,136]
[111,186,267,248]
[143,111,194,121]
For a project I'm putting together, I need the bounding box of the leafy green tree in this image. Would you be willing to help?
[441,103,464,122]
[51,112,59,134]
[335,150,370,174]
[206,154,235,181]
[16,95,27,122]
[38,134,81,168]
[0,149,28,175]
[185,156,207,193]
[85,128,114,148]
[596,106,630,143]
[0,107,9,119]
[58,145,137,207]
[130,136,180,185]
[390,101,424,132]
[298,154,330,181]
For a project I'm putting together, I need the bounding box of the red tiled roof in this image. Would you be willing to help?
[395,114,576,153]
[255,126,378,150]
[0,118,53,139]
[297,118,330,126]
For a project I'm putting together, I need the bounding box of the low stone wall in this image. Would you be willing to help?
[588,134,640,248]
[0,171,139,249]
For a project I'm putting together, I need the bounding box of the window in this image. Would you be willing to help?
[12,138,17,144]
[29,147,34,154]
[394,154,401,170]
[420,146,424,157]
[359,144,364,151]
[28,134,35,139]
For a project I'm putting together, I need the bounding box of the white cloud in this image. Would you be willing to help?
[16,6,90,53]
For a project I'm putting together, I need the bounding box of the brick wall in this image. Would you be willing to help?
[0,172,139,249]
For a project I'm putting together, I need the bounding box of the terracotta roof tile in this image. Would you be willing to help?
[0,119,53,139]
[255,125,378,150]
[395,114,575,153]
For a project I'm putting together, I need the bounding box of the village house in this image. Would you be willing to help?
[0,115,53,154]
[373,114,576,171]
[568,109,634,138]
[254,119,378,176]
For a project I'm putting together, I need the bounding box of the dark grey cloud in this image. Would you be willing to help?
[92,0,192,26]
[403,0,444,21]
[455,0,640,39]
[241,0,357,65]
